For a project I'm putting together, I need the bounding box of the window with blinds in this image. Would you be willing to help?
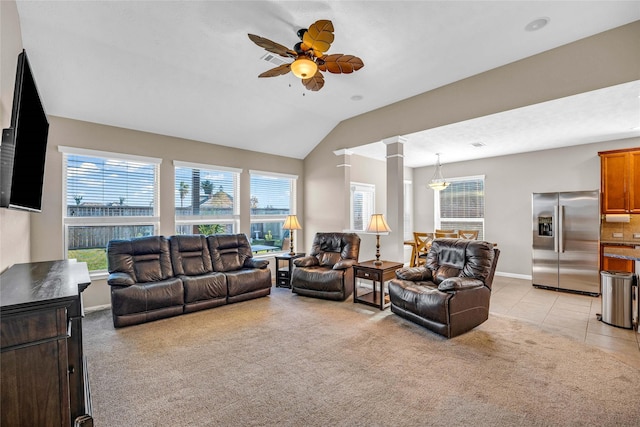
[249,171,297,253]
[351,182,375,232]
[435,175,485,240]
[61,147,160,272]
[174,161,240,235]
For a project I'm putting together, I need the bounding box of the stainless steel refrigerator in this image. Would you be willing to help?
[532,190,600,296]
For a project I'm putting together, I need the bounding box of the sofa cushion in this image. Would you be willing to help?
[310,232,360,262]
[207,234,253,272]
[292,267,346,293]
[182,272,227,303]
[169,234,213,276]
[111,277,184,316]
[388,280,451,325]
[225,268,272,297]
[108,236,174,283]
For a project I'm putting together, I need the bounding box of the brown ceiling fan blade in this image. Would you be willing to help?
[302,71,325,91]
[318,54,364,74]
[302,20,334,55]
[258,63,291,78]
[248,34,296,58]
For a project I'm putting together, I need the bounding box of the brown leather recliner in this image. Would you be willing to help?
[169,234,227,313]
[108,235,184,328]
[388,239,500,338]
[291,232,361,301]
[206,234,271,304]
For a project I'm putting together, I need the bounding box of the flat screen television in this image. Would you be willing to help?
[0,49,49,212]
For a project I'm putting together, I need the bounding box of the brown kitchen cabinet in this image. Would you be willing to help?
[601,244,635,273]
[599,148,640,214]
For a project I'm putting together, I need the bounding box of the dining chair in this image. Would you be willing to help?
[435,229,458,238]
[458,230,479,240]
[413,232,434,266]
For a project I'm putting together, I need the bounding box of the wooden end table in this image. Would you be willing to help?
[353,260,403,310]
[274,253,305,288]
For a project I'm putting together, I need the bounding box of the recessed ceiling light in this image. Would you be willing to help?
[525,17,550,32]
[350,95,363,101]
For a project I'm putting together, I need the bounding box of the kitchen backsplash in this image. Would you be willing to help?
[601,214,640,244]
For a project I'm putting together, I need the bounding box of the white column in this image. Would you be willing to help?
[382,136,406,263]
[333,149,353,231]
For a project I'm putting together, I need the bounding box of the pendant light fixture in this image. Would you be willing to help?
[428,153,450,191]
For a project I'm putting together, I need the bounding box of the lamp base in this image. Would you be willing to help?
[373,260,383,266]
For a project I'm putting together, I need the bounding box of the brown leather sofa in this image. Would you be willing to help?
[291,232,360,301]
[107,234,271,328]
[388,239,499,338]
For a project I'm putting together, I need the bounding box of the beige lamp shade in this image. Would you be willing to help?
[365,213,391,234]
[282,215,302,230]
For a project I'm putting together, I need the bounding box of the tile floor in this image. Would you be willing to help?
[491,275,640,368]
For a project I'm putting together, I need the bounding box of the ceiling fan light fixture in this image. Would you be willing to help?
[290,56,317,79]
[428,153,450,191]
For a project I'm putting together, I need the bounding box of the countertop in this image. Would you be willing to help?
[600,240,640,246]
[602,246,640,261]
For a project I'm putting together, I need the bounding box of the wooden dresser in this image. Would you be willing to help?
[0,260,93,427]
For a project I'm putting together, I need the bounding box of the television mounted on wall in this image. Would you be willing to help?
[0,49,49,212]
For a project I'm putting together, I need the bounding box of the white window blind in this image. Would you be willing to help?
[249,171,297,252]
[404,180,413,240]
[351,182,375,232]
[62,149,159,272]
[66,154,158,215]
[436,175,485,239]
[174,163,240,235]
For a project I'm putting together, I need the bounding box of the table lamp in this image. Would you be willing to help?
[366,214,391,265]
[282,215,302,256]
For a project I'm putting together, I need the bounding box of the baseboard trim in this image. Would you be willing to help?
[495,271,531,280]
[85,303,111,313]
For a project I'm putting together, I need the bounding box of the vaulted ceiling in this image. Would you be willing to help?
[14,1,640,167]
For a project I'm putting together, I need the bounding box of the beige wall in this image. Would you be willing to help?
[303,21,640,272]
[2,1,639,301]
[32,116,304,307]
[414,137,640,277]
[0,0,30,273]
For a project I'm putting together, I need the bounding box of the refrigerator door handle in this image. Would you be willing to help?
[558,205,565,253]
[553,205,559,253]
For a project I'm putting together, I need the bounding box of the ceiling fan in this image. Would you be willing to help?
[248,19,364,91]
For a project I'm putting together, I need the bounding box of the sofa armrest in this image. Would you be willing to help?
[293,256,320,267]
[438,277,485,292]
[108,272,135,286]
[333,259,357,270]
[395,267,433,282]
[245,258,269,269]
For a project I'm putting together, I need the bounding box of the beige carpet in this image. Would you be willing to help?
[84,287,640,426]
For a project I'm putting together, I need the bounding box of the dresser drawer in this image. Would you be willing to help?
[277,270,289,279]
[355,268,382,282]
[1,307,67,348]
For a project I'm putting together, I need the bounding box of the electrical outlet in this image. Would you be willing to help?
[612,232,623,238]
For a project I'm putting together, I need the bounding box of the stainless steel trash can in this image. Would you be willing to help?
[600,271,635,329]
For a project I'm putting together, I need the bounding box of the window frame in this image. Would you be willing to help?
[434,174,485,239]
[249,170,298,253]
[173,160,241,235]
[350,182,376,232]
[60,146,161,276]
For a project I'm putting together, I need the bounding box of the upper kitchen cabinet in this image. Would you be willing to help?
[599,148,640,214]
